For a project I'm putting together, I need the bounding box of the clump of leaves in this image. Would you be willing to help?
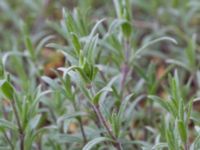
[1,0,200,150]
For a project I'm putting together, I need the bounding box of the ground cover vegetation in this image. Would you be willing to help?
[0,0,200,149]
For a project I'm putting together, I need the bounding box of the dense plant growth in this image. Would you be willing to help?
[0,0,200,150]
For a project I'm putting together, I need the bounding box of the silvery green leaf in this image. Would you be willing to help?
[29,114,41,130]
[83,137,113,150]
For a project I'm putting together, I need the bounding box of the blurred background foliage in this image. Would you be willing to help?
[1,0,200,150]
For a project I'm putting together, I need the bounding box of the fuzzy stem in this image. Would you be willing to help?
[120,39,130,97]
[91,104,122,150]
[72,100,87,144]
[78,118,87,144]
[184,141,188,150]
[120,63,129,95]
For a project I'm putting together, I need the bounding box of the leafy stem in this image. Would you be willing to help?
[78,118,87,144]
[120,38,131,98]
[91,103,122,150]
[11,98,24,150]
[72,99,87,144]
[3,131,14,150]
